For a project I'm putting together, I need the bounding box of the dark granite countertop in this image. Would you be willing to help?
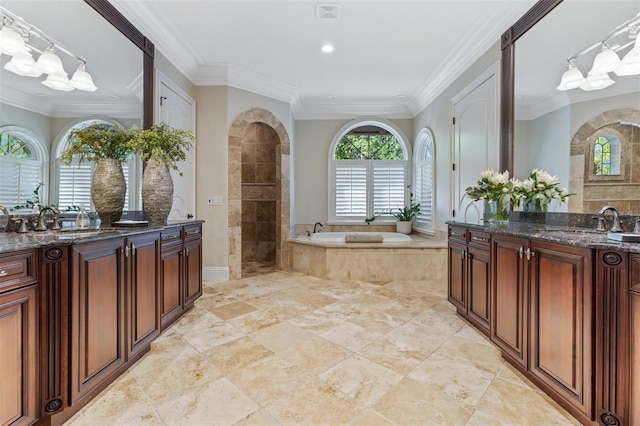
[447,212,640,254]
[0,220,203,254]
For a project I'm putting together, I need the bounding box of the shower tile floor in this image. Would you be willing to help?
[66,271,578,425]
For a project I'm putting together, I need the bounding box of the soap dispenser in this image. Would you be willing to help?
[75,204,90,229]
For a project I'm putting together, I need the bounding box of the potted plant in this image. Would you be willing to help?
[366,185,421,234]
[61,123,133,223]
[513,168,572,212]
[128,123,195,224]
[465,169,517,224]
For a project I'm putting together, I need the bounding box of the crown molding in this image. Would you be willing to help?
[293,102,413,120]
[1,86,54,117]
[110,0,200,82]
[408,2,535,116]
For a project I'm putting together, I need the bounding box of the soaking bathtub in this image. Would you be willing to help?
[289,231,447,281]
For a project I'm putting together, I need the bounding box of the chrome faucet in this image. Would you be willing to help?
[592,205,624,233]
[35,205,61,231]
[313,222,323,233]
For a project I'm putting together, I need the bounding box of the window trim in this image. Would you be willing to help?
[413,127,436,235]
[0,125,49,206]
[328,118,411,224]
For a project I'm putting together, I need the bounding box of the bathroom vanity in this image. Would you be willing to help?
[448,220,639,426]
[0,221,202,425]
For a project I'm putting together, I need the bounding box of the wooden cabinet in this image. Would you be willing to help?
[530,242,593,421]
[0,250,38,426]
[0,284,38,426]
[69,238,126,405]
[447,226,491,335]
[126,232,160,359]
[630,254,640,426]
[491,234,529,368]
[160,224,202,330]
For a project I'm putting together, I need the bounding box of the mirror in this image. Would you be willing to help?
[0,0,153,209]
[501,0,640,213]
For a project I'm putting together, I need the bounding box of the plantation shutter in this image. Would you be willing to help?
[415,159,433,228]
[372,161,406,214]
[0,159,42,207]
[57,160,93,210]
[334,161,367,217]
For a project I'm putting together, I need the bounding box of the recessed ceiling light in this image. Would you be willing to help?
[327,95,336,100]
[321,44,334,53]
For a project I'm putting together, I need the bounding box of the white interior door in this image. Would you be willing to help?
[452,65,499,224]
[156,71,196,221]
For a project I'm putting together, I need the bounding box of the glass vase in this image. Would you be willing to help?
[523,198,548,212]
[483,200,509,224]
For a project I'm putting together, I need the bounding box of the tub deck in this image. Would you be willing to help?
[289,233,447,281]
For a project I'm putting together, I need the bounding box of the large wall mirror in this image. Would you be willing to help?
[502,0,640,214]
[0,0,153,211]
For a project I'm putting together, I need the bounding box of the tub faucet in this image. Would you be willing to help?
[35,205,61,231]
[313,222,323,233]
[592,205,624,233]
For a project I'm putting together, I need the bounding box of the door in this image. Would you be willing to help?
[451,64,499,222]
[157,71,196,221]
[70,239,126,404]
[127,232,160,359]
[491,234,529,368]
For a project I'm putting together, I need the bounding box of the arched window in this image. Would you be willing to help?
[329,119,410,222]
[413,128,435,233]
[0,126,48,210]
[52,118,140,211]
[594,134,620,176]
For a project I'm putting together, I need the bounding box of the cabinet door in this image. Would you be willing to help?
[448,240,466,312]
[467,244,491,335]
[530,242,593,418]
[0,286,38,426]
[183,238,202,308]
[160,243,183,330]
[127,232,160,359]
[491,234,528,368]
[70,239,126,405]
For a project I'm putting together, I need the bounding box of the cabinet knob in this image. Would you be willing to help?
[124,246,130,258]
[131,244,136,256]
[0,270,7,277]
[526,248,535,261]
[519,247,524,259]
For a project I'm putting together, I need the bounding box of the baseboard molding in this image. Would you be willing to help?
[203,267,229,282]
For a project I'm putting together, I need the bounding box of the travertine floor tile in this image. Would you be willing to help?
[250,321,315,353]
[209,300,257,320]
[201,336,274,374]
[374,377,475,425]
[467,377,580,425]
[65,372,154,426]
[66,271,578,426]
[134,353,223,405]
[264,378,365,425]
[319,354,404,406]
[155,377,260,426]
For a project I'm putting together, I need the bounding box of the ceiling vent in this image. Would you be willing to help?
[316,4,341,20]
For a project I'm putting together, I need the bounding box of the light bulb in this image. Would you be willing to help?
[36,45,65,75]
[42,72,74,91]
[70,63,98,91]
[4,51,42,77]
[0,26,28,56]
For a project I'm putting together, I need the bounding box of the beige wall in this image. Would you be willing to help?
[293,118,413,226]
[412,41,502,233]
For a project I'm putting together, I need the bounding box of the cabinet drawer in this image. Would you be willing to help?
[183,223,202,241]
[468,230,490,247]
[0,250,37,293]
[448,226,468,243]
[160,228,182,247]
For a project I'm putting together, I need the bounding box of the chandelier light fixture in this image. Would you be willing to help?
[557,12,640,92]
[0,6,97,92]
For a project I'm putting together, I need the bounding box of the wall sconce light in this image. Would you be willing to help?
[557,12,640,92]
[0,6,98,92]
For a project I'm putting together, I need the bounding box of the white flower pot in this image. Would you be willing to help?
[396,221,412,234]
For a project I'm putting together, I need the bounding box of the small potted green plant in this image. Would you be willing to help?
[366,185,421,234]
[61,123,133,223]
[127,123,195,224]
